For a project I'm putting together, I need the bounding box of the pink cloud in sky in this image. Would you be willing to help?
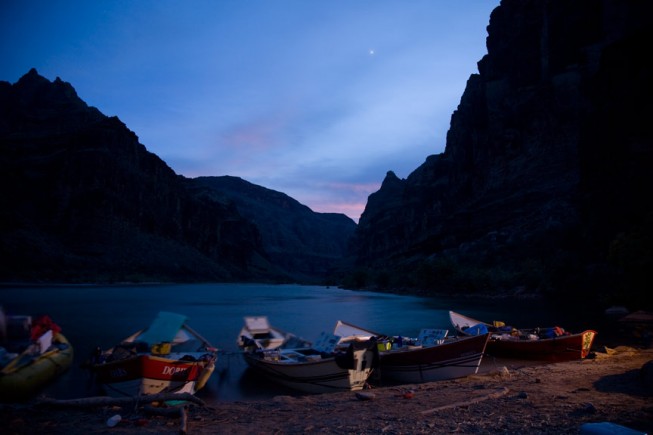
[295,180,381,222]
[219,117,284,152]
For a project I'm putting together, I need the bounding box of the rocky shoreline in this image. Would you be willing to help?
[2,346,652,435]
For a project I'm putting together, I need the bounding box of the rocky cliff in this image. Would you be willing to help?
[0,69,350,283]
[188,176,356,283]
[349,0,653,307]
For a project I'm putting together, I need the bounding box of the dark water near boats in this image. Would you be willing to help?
[0,283,590,403]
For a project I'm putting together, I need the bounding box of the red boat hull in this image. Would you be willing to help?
[484,330,597,362]
[92,354,213,397]
[376,333,490,384]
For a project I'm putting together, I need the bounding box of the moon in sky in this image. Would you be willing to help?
[369,49,375,55]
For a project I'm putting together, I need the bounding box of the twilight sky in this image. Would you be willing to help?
[1,1,499,222]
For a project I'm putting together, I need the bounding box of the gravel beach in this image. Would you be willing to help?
[2,346,652,435]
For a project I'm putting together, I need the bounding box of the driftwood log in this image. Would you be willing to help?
[36,392,206,408]
[420,387,510,415]
[37,394,200,434]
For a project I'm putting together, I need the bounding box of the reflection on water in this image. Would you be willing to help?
[0,283,581,403]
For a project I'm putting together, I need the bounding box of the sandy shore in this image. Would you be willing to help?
[2,345,652,435]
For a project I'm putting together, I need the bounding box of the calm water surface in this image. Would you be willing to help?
[1,283,573,403]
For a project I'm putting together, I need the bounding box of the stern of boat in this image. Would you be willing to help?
[195,358,216,392]
[581,330,598,358]
[341,340,379,390]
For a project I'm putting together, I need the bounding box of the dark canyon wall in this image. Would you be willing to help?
[0,69,353,283]
[348,0,652,307]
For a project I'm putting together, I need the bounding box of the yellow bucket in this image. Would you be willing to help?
[151,342,171,355]
[377,341,391,351]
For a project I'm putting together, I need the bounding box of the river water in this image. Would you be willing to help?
[1,282,577,403]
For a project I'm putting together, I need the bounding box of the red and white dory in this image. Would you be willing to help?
[88,311,217,397]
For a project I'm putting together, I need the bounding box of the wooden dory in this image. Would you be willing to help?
[334,320,490,384]
[449,311,597,362]
[88,311,217,397]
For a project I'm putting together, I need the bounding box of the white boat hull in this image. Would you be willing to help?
[243,345,376,394]
[101,375,200,397]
